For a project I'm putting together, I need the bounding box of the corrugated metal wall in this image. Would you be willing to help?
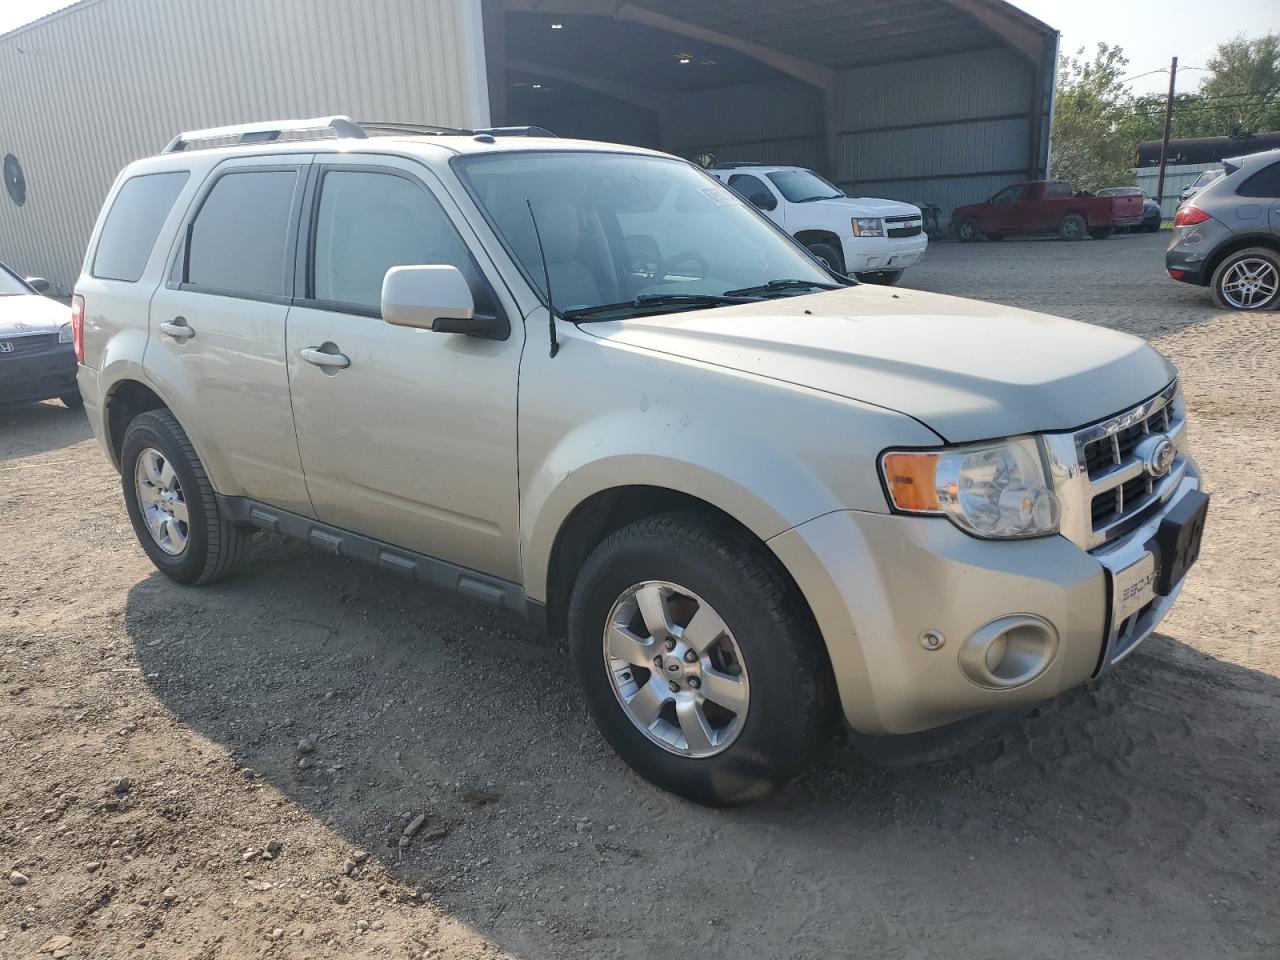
[833,49,1040,220]
[667,79,825,170]
[0,0,489,293]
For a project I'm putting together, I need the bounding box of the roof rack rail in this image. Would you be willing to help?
[474,126,558,138]
[163,116,365,153]
[359,120,474,137]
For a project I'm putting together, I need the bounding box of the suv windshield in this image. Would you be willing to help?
[766,169,844,203]
[0,263,31,296]
[454,152,838,319]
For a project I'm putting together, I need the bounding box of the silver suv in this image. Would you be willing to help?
[76,117,1208,805]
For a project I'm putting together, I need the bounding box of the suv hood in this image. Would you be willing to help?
[579,285,1175,443]
[0,294,70,336]
[828,196,920,218]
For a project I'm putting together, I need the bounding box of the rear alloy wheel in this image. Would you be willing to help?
[1211,248,1280,311]
[568,512,832,806]
[1057,214,1087,241]
[955,218,981,242]
[121,409,247,584]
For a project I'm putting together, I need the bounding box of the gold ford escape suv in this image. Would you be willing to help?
[74,117,1208,806]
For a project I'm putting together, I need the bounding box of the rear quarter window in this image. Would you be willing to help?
[1237,161,1280,199]
[91,171,190,282]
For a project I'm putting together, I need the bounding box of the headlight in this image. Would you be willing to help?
[851,217,884,238]
[880,437,1061,539]
[58,322,74,343]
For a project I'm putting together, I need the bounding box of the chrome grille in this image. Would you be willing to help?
[1043,380,1188,551]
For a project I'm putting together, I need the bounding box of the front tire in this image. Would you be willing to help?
[568,513,832,806]
[1210,247,1280,311]
[805,241,845,275]
[120,409,247,585]
[855,269,904,286]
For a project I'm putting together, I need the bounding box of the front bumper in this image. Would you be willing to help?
[769,466,1203,735]
[841,233,928,274]
[0,339,78,404]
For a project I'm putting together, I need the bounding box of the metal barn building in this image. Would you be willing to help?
[0,0,1058,293]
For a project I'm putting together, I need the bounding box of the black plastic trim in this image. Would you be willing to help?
[217,495,534,621]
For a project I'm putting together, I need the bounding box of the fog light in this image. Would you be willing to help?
[958,615,1059,689]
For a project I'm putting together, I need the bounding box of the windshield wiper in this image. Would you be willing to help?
[796,194,844,202]
[722,278,844,298]
[563,293,762,322]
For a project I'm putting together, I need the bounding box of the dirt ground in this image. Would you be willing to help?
[2,231,1278,959]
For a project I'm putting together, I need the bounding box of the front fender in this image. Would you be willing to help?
[517,324,942,602]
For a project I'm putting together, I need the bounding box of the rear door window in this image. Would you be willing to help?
[91,171,189,282]
[1237,161,1280,199]
[183,169,298,299]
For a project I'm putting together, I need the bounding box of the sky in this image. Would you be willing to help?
[0,0,1277,97]
[1013,0,1279,95]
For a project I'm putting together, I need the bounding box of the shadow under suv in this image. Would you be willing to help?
[1166,149,1280,310]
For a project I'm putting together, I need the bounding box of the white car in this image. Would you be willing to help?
[708,163,927,285]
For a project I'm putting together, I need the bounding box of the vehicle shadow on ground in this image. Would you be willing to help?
[124,534,1280,960]
[0,400,91,459]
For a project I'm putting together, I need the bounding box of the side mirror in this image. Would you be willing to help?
[25,276,50,294]
[381,265,503,338]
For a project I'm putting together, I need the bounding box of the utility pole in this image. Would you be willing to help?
[1155,56,1178,205]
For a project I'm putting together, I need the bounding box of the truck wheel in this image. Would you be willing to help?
[120,409,247,585]
[1088,226,1115,240]
[60,392,84,410]
[568,512,832,806]
[855,269,904,286]
[805,241,845,275]
[954,218,981,242]
[1210,247,1280,311]
[1057,214,1087,241]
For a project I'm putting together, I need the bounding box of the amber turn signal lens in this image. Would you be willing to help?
[881,451,941,513]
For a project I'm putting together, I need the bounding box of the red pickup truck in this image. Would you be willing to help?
[952,181,1144,242]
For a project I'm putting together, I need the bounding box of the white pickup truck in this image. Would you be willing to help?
[708,163,927,285]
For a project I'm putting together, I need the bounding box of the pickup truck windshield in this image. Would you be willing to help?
[454,152,836,317]
[766,169,844,203]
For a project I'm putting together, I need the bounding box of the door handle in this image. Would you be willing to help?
[159,317,195,341]
[300,346,350,369]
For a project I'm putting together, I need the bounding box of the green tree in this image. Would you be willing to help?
[1050,43,1140,190]
[1196,33,1280,135]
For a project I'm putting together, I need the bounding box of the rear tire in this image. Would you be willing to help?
[1057,214,1087,241]
[1210,247,1280,311]
[954,218,981,242]
[60,392,83,410]
[805,241,845,275]
[568,512,832,806]
[855,269,904,286]
[120,409,247,585]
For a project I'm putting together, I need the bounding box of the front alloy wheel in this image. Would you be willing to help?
[568,512,832,806]
[605,581,749,758]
